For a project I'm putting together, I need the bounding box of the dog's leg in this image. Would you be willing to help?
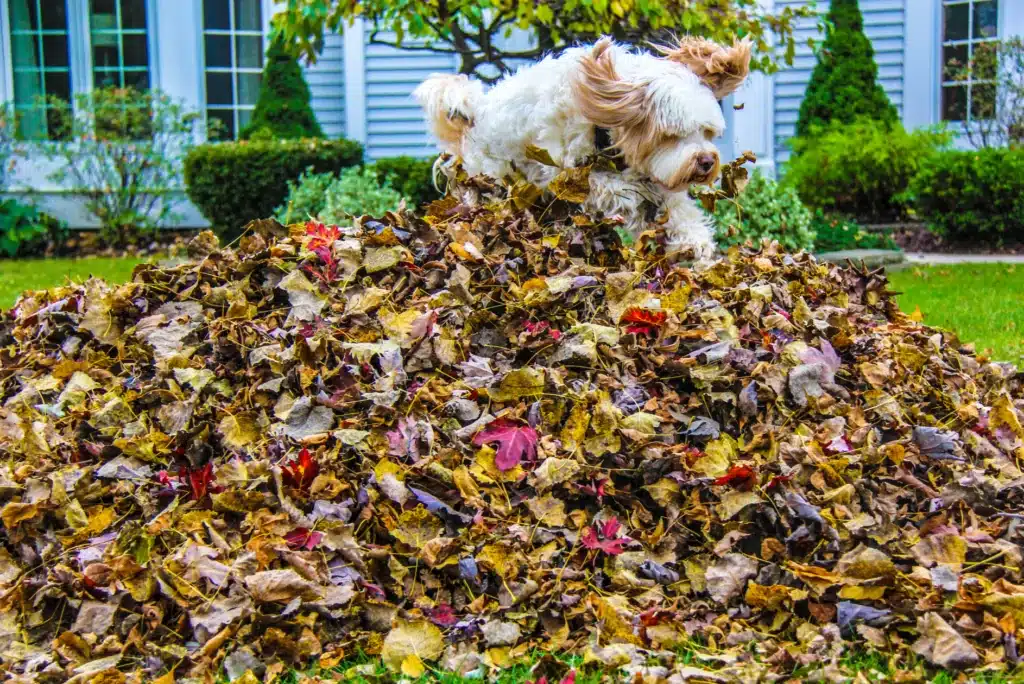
[662,191,717,263]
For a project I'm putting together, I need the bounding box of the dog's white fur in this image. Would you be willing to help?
[414,37,751,259]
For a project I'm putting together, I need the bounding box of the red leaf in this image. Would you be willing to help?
[424,604,459,627]
[178,462,216,501]
[282,448,320,493]
[284,526,324,550]
[621,308,667,327]
[581,516,627,555]
[713,465,756,490]
[472,419,538,471]
[305,220,341,252]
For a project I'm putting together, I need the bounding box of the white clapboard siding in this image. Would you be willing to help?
[773,0,906,162]
[364,33,458,160]
[303,33,346,139]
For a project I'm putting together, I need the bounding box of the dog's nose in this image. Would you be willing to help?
[696,153,718,175]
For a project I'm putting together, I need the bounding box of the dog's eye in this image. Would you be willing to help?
[703,129,716,141]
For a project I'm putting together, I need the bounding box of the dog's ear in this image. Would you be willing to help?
[659,37,752,99]
[572,39,651,133]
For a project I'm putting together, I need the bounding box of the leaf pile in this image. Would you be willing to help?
[1,189,1024,683]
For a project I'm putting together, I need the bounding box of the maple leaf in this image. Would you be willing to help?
[177,462,218,501]
[581,516,628,555]
[423,604,459,627]
[713,464,757,490]
[305,220,341,252]
[472,419,539,471]
[282,448,320,493]
[284,526,324,550]
[621,307,667,335]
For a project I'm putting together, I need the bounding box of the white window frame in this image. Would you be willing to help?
[939,0,1001,125]
[199,0,268,139]
[0,0,160,121]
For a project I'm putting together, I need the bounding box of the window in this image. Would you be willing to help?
[90,0,151,90]
[203,0,264,139]
[8,0,72,139]
[941,0,999,122]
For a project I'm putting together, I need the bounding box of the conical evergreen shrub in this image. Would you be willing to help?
[240,37,324,140]
[795,0,898,136]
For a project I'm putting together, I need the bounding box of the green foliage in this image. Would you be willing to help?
[909,148,1024,244]
[785,120,951,222]
[276,166,404,225]
[810,210,898,253]
[795,0,898,136]
[0,199,66,258]
[367,156,440,210]
[273,0,817,83]
[183,138,363,239]
[45,87,206,246]
[240,38,323,141]
[713,170,816,252]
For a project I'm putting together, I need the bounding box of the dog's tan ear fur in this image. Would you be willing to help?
[572,39,657,167]
[658,37,752,99]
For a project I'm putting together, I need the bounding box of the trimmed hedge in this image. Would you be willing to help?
[784,120,950,222]
[910,148,1024,243]
[714,169,816,253]
[367,156,440,210]
[183,138,363,238]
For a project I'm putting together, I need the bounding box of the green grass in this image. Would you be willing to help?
[0,256,145,309]
[888,263,1024,366]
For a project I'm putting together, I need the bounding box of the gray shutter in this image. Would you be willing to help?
[303,32,346,139]
[774,0,907,163]
[364,34,459,160]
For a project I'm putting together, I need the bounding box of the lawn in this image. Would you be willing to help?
[0,256,145,309]
[888,263,1024,366]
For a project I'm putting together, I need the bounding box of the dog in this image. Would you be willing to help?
[414,36,751,259]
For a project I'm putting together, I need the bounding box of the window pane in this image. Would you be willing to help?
[93,44,119,70]
[973,1,999,39]
[126,70,149,90]
[942,84,968,120]
[974,41,998,80]
[206,72,233,105]
[92,0,116,16]
[94,69,121,87]
[123,33,148,66]
[12,35,41,69]
[43,34,69,67]
[208,109,234,139]
[236,35,262,69]
[236,72,260,105]
[41,0,68,31]
[943,43,969,80]
[235,0,261,31]
[204,34,231,67]
[943,3,970,42]
[122,0,147,29]
[204,0,231,30]
[971,83,996,119]
[44,71,71,100]
[237,107,253,131]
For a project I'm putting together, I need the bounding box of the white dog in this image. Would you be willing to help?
[414,36,751,259]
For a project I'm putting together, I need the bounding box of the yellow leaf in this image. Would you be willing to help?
[401,654,426,677]
[909,305,924,322]
[549,166,591,203]
[838,585,886,600]
[488,367,545,402]
[381,619,444,671]
[391,506,443,549]
[218,412,260,450]
[992,393,1024,439]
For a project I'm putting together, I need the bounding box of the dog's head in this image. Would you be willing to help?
[572,37,751,191]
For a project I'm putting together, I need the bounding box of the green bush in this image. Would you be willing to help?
[366,156,440,209]
[785,120,950,222]
[183,138,363,238]
[276,166,404,225]
[714,170,816,252]
[240,38,323,141]
[0,199,67,258]
[910,148,1024,243]
[796,0,898,136]
[810,210,898,253]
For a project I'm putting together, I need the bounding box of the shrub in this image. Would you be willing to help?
[810,210,898,253]
[276,166,403,225]
[714,169,816,252]
[0,199,67,258]
[367,156,440,209]
[796,0,898,136]
[240,38,323,141]
[183,138,363,238]
[45,87,206,246]
[910,148,1024,243]
[785,120,950,222]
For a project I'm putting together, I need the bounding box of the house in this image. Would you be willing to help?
[0,0,1020,227]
